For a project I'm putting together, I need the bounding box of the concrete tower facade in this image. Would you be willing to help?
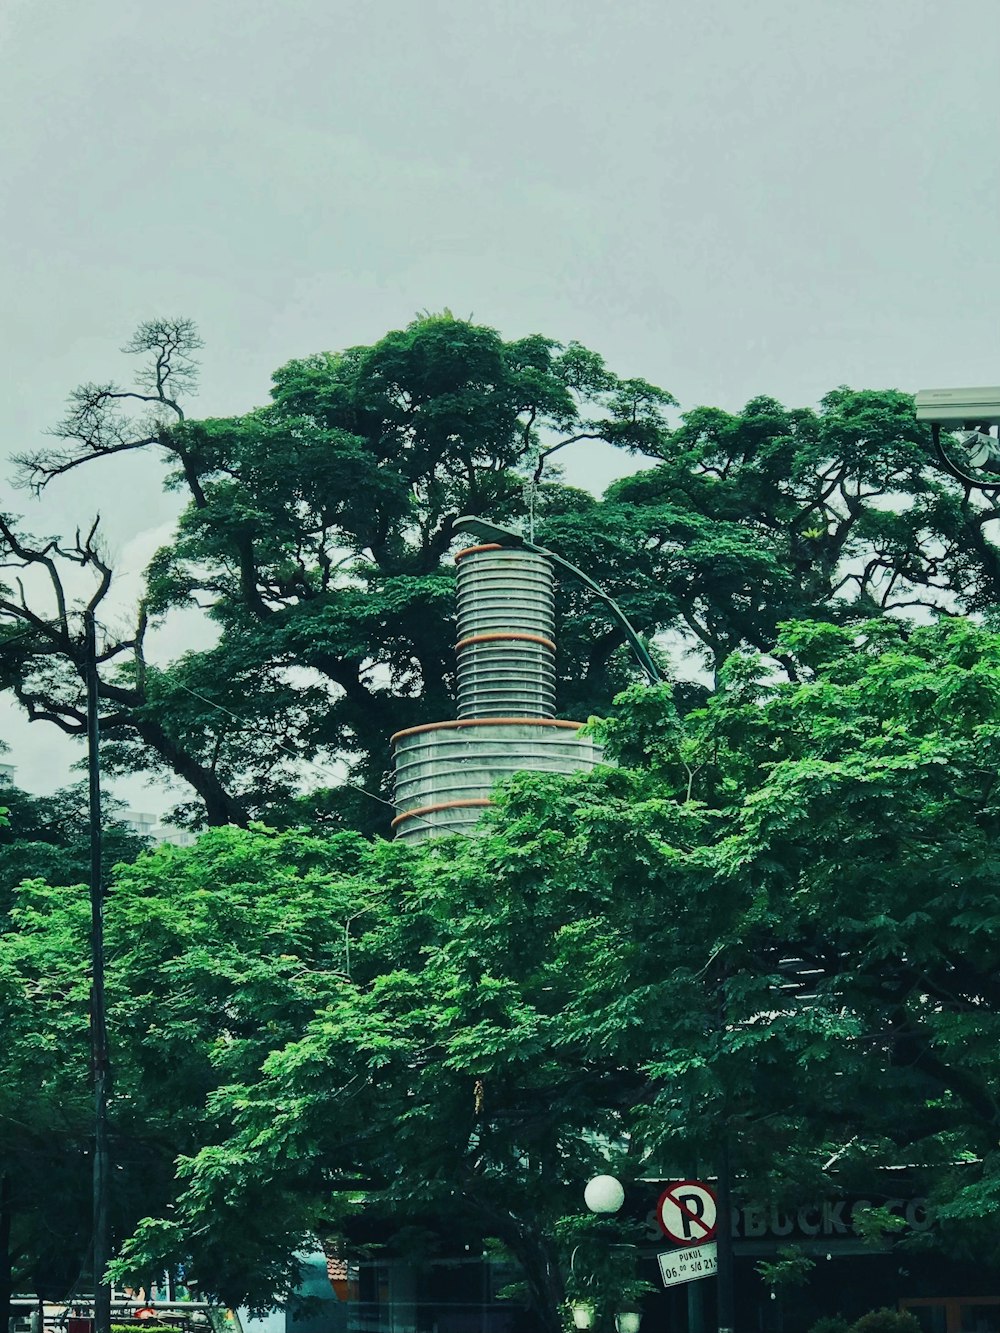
[390,542,602,841]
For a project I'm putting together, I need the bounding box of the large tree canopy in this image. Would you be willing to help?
[5,318,1000,1333]
[3,316,674,830]
[66,617,1000,1330]
[4,315,1000,832]
[0,825,391,1328]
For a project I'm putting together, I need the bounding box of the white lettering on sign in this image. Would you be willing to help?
[906,1199,931,1231]
[658,1243,718,1290]
[646,1191,934,1243]
[733,1197,933,1238]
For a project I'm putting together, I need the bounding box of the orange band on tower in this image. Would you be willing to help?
[455,543,505,561]
[391,798,492,829]
[455,631,557,652]
[390,717,584,743]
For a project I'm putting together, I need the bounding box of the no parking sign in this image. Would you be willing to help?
[656,1179,718,1245]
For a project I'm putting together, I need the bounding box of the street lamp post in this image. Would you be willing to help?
[84,611,111,1333]
[452,516,662,686]
[915,387,1000,490]
[570,1176,643,1333]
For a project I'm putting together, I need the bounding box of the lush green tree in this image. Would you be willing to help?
[544,386,1000,709]
[6,315,674,832]
[12,317,1000,835]
[0,784,143,1326]
[105,821,649,1331]
[8,316,1000,1331]
[4,612,999,1325]
[100,618,1000,1330]
[0,875,92,1331]
[0,825,403,1325]
[0,779,146,915]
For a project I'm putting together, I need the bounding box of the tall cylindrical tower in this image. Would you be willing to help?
[391,543,602,842]
[456,547,556,719]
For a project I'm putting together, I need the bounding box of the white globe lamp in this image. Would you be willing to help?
[583,1174,625,1215]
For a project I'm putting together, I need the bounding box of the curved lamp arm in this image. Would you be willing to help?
[454,515,662,685]
[929,422,1000,492]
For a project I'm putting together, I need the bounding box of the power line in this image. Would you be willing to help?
[0,604,441,837]
[171,679,441,834]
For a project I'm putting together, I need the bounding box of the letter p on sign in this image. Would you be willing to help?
[656,1180,719,1245]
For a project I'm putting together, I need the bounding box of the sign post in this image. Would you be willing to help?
[717,1140,735,1333]
[656,1179,721,1323]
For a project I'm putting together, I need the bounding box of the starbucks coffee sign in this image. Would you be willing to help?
[645,1194,931,1244]
[731,1196,931,1240]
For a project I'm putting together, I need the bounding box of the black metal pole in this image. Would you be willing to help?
[715,1134,735,1333]
[687,1267,706,1333]
[85,611,111,1333]
[714,963,736,1333]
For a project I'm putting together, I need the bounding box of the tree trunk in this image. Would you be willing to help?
[504,1227,564,1333]
[98,682,250,827]
[129,718,250,826]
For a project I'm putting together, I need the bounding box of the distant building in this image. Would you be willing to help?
[123,810,158,840]
[123,812,198,847]
[0,763,16,786]
[390,543,601,841]
[154,825,198,848]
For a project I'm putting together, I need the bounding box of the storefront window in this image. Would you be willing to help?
[902,1298,1000,1333]
[960,1304,1000,1333]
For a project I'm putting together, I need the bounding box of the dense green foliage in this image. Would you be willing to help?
[5,316,676,831]
[7,317,1000,1329]
[0,780,147,915]
[0,826,389,1321]
[0,782,145,1323]
[0,871,93,1316]
[6,315,1000,834]
[73,620,1000,1327]
[850,1311,921,1333]
[4,615,1000,1323]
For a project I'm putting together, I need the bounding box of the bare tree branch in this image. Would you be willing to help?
[12,317,203,495]
[0,511,251,825]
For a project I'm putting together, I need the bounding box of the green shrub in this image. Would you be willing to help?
[808,1318,849,1333]
[111,1325,179,1333]
[851,1310,922,1333]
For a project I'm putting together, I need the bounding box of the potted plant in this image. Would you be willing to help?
[612,1276,651,1333]
[568,1300,596,1330]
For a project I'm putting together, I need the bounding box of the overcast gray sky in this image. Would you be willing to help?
[2,0,999,808]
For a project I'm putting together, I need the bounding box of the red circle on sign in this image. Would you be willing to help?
[656,1179,718,1245]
